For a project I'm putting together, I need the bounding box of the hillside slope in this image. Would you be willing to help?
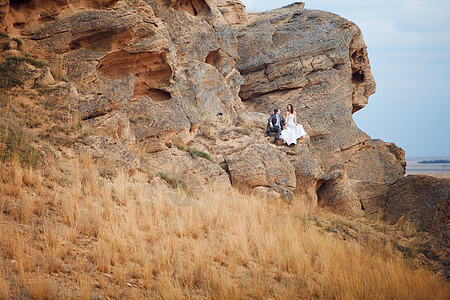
[0,0,449,297]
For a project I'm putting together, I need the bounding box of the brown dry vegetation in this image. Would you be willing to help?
[0,155,449,299]
[0,56,448,299]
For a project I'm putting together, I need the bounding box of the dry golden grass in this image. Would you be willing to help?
[0,156,448,299]
[0,256,9,299]
[50,56,64,82]
[65,105,81,132]
[26,275,51,300]
[77,275,92,300]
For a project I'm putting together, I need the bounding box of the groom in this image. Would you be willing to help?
[265,108,285,143]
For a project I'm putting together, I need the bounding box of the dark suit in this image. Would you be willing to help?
[266,113,285,142]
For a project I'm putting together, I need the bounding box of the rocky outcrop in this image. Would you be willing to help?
[2,0,248,189]
[144,147,232,194]
[3,0,442,227]
[2,0,448,281]
[235,2,405,211]
[14,0,244,143]
[215,0,248,26]
[317,175,389,217]
[384,175,450,238]
[90,111,136,146]
[75,135,140,173]
[0,0,7,32]
[318,173,450,277]
[226,143,296,197]
[176,61,242,120]
[318,174,450,238]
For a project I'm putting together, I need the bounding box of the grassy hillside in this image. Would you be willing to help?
[0,43,448,299]
[0,155,448,299]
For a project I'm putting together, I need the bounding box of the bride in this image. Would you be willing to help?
[280,104,307,145]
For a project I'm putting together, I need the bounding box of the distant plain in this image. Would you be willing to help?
[406,157,450,177]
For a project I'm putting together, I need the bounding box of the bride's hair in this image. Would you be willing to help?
[287,104,293,113]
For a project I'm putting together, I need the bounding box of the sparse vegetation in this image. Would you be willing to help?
[50,56,65,81]
[196,123,215,139]
[0,46,49,90]
[0,118,41,168]
[395,215,419,238]
[5,55,48,68]
[1,41,10,50]
[174,143,212,161]
[77,125,98,141]
[189,148,211,160]
[12,38,23,49]
[0,56,24,89]
[0,29,447,299]
[0,92,41,168]
[21,55,49,68]
[0,155,448,298]
[0,260,9,299]
[128,113,147,123]
[157,171,189,192]
[234,126,253,136]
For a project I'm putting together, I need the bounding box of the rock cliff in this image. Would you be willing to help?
[0,1,447,241]
[237,3,404,183]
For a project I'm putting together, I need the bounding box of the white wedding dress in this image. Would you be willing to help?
[280,114,306,145]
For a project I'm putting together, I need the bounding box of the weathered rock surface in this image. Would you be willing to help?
[318,173,450,278]
[127,95,197,147]
[35,66,56,86]
[384,175,450,239]
[385,142,407,172]
[215,0,248,26]
[237,3,402,185]
[0,0,7,31]
[75,135,140,173]
[2,0,247,188]
[22,63,43,89]
[285,142,323,206]
[90,111,136,146]
[226,143,296,197]
[2,1,444,239]
[2,0,449,281]
[175,61,243,119]
[144,147,232,193]
[319,174,450,240]
[317,175,389,217]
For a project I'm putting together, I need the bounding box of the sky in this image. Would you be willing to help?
[240,0,450,157]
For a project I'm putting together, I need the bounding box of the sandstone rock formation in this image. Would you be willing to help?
[90,111,136,146]
[317,175,388,217]
[144,147,232,194]
[1,0,439,223]
[237,3,403,184]
[215,0,248,26]
[75,135,140,173]
[226,143,296,197]
[0,0,7,32]
[1,0,448,281]
[1,0,249,190]
[318,173,449,239]
[384,175,449,239]
[316,172,449,278]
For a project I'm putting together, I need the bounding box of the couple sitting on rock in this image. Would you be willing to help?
[265,104,307,145]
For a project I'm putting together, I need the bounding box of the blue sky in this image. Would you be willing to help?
[240,0,450,157]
